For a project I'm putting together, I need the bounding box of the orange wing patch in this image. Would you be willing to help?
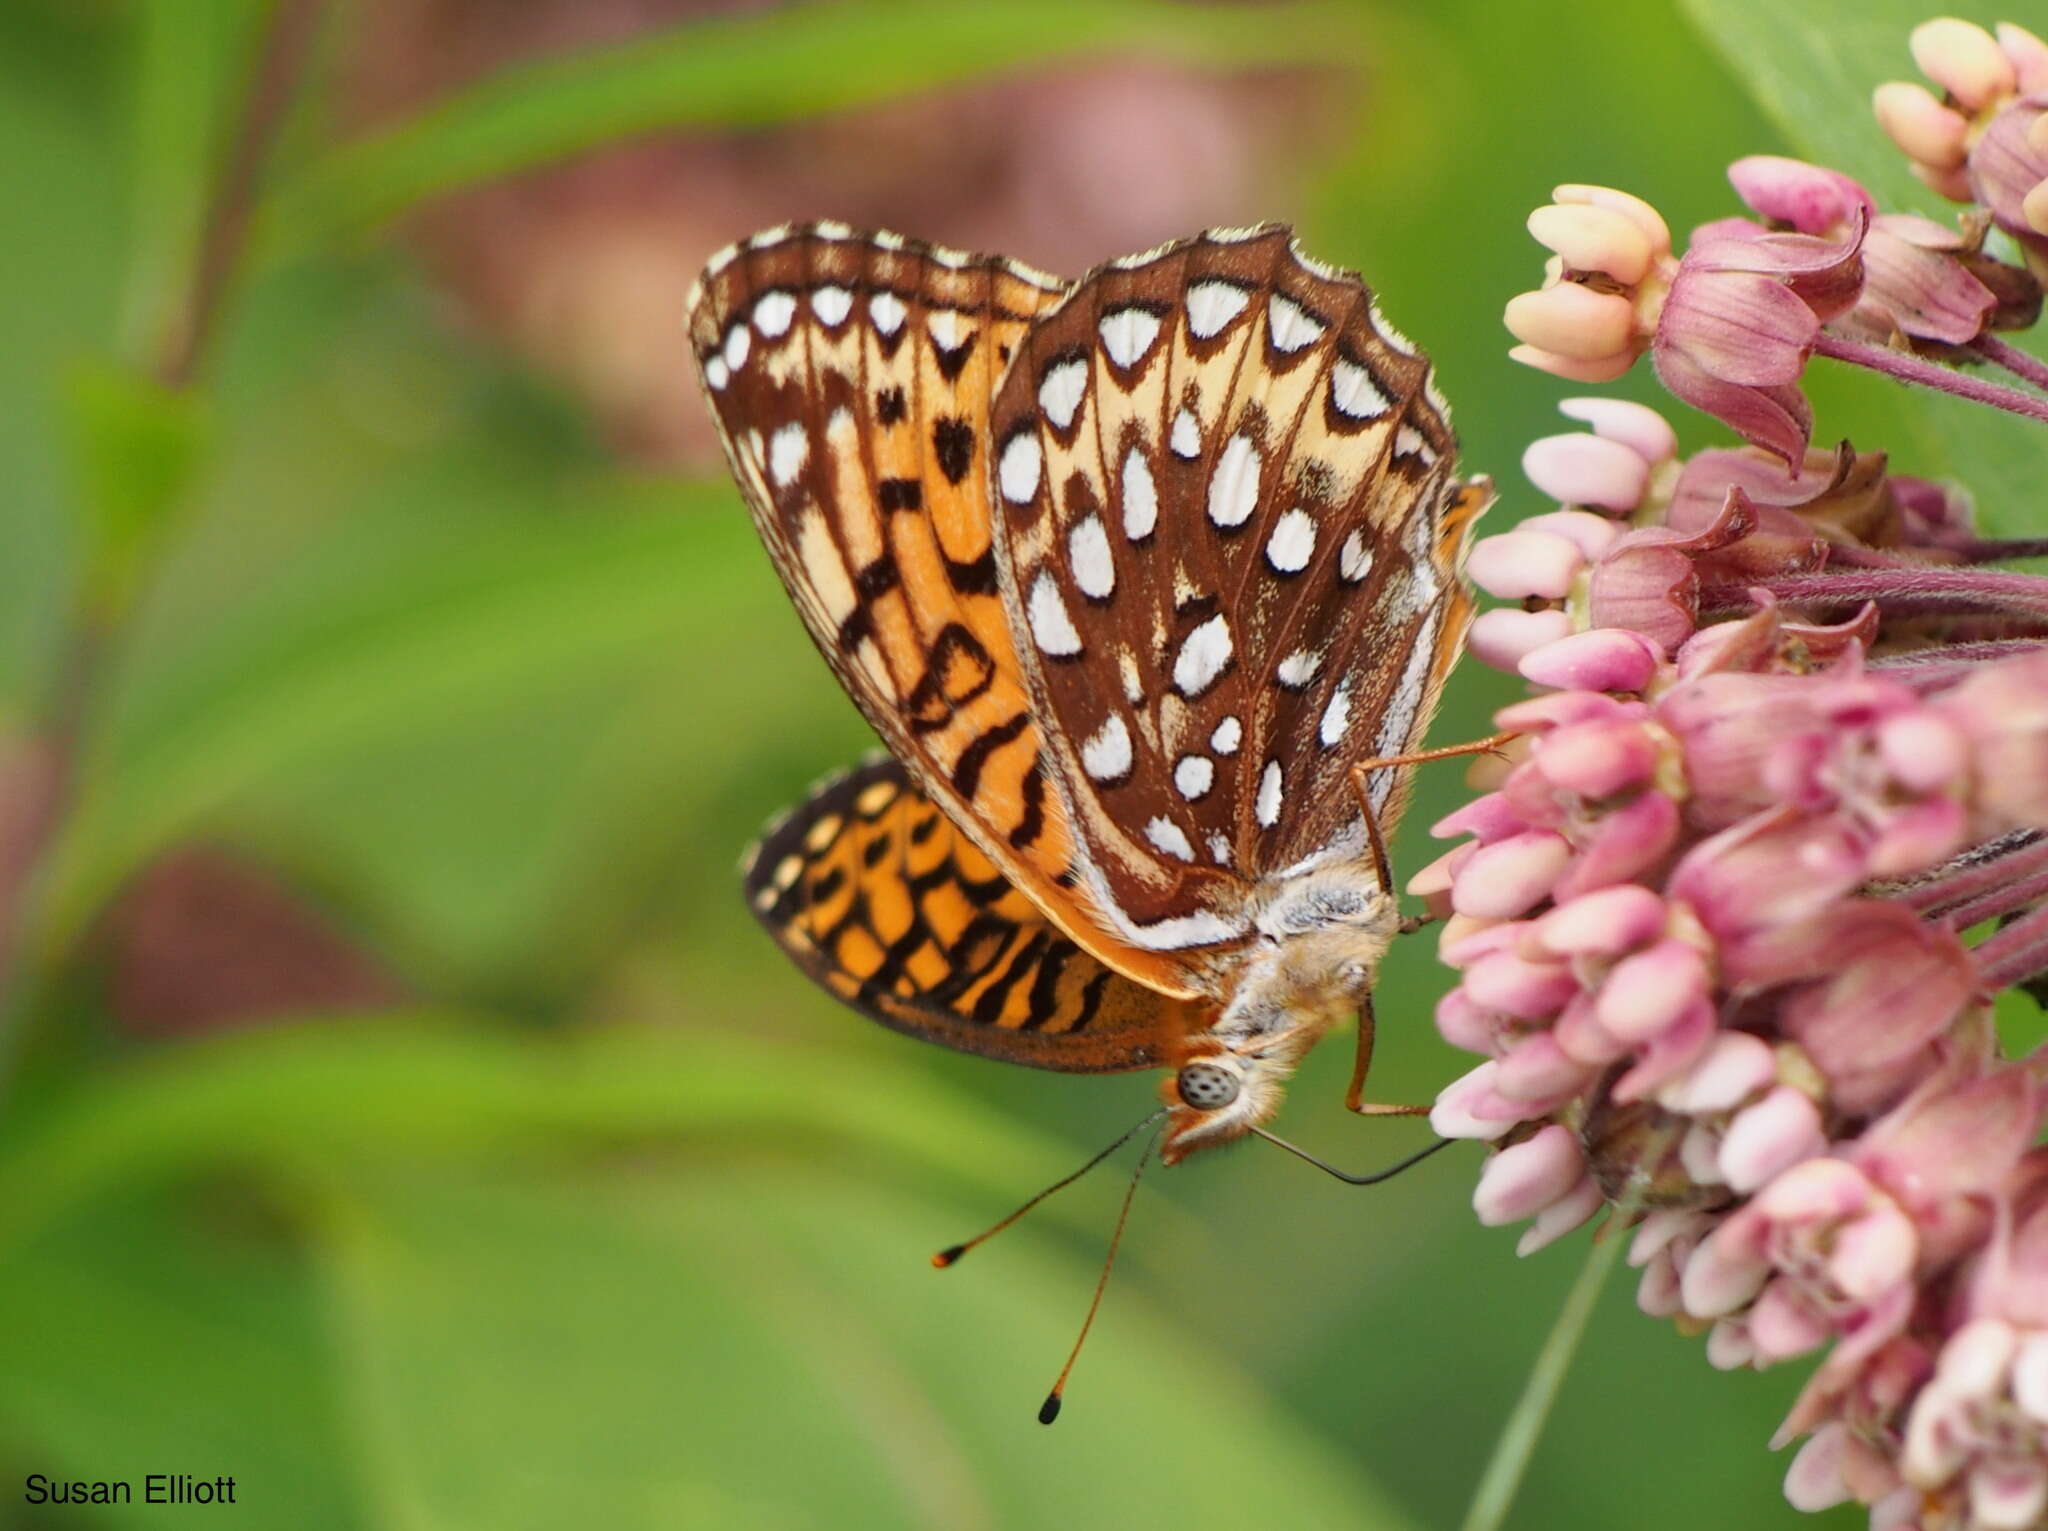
[744,759,1201,1073]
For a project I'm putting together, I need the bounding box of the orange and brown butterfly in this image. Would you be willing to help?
[691,220,1488,1170]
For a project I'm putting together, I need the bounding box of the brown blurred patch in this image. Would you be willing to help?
[102,845,407,1037]
[340,0,1342,465]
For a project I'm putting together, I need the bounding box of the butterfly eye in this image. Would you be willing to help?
[1175,1061,1240,1111]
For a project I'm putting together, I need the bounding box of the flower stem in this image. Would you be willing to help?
[1458,1201,1635,1531]
[1812,333,2048,428]
[1889,832,2048,914]
[1976,901,2048,991]
[1970,336,2048,395]
[1700,570,2048,622]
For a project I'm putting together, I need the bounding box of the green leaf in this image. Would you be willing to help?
[311,1164,1421,1531]
[260,0,1365,255]
[0,1190,363,1530]
[0,1016,1069,1252]
[34,489,739,953]
[61,359,211,617]
[1678,0,2045,536]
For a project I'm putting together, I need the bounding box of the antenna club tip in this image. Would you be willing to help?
[1038,1393,1063,1425]
[931,1245,965,1269]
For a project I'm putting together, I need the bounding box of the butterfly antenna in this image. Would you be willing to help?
[1039,1121,1161,1425]
[1250,1125,1458,1185]
[932,1108,1166,1269]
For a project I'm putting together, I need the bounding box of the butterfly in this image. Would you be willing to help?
[693,220,1487,1167]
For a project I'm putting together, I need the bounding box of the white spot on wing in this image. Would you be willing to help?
[1028,571,1083,656]
[1331,359,1390,419]
[873,231,906,251]
[1173,613,1233,697]
[999,433,1043,504]
[1320,680,1353,747]
[705,356,729,390]
[1276,649,1322,689]
[1068,515,1115,599]
[1119,647,1144,704]
[1267,293,1325,353]
[813,220,853,240]
[753,291,796,337]
[1396,424,1437,464]
[1375,607,1444,759]
[928,309,968,351]
[1121,448,1158,539]
[1145,817,1196,861]
[769,423,808,487]
[1207,834,1232,866]
[722,324,751,371]
[1210,716,1242,755]
[1186,280,1250,339]
[1207,434,1262,528]
[1174,755,1214,800]
[1339,528,1375,583]
[811,286,852,326]
[1083,715,1133,781]
[870,291,907,336]
[1038,358,1088,430]
[1266,508,1317,572]
[1100,307,1162,369]
[1256,760,1285,828]
[1170,409,1201,459]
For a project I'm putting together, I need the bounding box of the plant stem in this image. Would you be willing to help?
[1458,1196,1638,1531]
[1971,336,2048,395]
[1813,333,2048,428]
[1977,901,2048,991]
[1889,833,2048,914]
[154,0,326,388]
[1699,569,2048,622]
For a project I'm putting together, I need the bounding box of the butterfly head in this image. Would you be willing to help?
[1160,869,1401,1164]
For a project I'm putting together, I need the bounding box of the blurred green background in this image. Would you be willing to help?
[0,0,2011,1526]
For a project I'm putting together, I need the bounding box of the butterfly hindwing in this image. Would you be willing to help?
[744,758,1197,1072]
[986,225,1483,954]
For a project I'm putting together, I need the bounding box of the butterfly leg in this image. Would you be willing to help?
[1344,992,1430,1117]
[1349,730,1521,778]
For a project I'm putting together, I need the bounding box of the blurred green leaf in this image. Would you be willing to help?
[37,490,736,951]
[61,359,211,616]
[261,0,1365,254]
[0,1191,362,1530]
[312,1164,1420,1531]
[0,1016,1076,1252]
[1678,0,2044,536]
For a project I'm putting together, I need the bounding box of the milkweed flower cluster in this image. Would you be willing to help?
[1449,17,2048,1531]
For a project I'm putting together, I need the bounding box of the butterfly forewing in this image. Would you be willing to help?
[986,226,1479,953]
[692,224,1208,1001]
[744,758,1196,1071]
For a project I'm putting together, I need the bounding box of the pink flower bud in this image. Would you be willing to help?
[1527,202,1658,284]
[1431,791,1530,844]
[1468,607,1574,672]
[1552,787,1682,899]
[1720,1086,1826,1193]
[1467,528,1588,600]
[1557,396,1678,464]
[1504,284,1637,362]
[1430,1062,1520,1140]
[1517,1175,1605,1256]
[1911,18,2016,110]
[1785,1423,1857,1512]
[1657,1029,1776,1114]
[1535,883,1668,957]
[1873,81,1970,172]
[2003,22,2048,93]
[1518,508,1626,560]
[1597,938,1711,1044]
[1473,1124,1586,1225]
[1462,950,1580,1019]
[1451,830,1574,920]
[1749,1277,1833,1363]
[1493,1030,1596,1105]
[1523,432,1652,512]
[1520,629,1666,695]
[1728,156,1871,235]
[1434,986,1498,1053]
[1585,537,1699,652]
[1684,1215,1775,1317]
